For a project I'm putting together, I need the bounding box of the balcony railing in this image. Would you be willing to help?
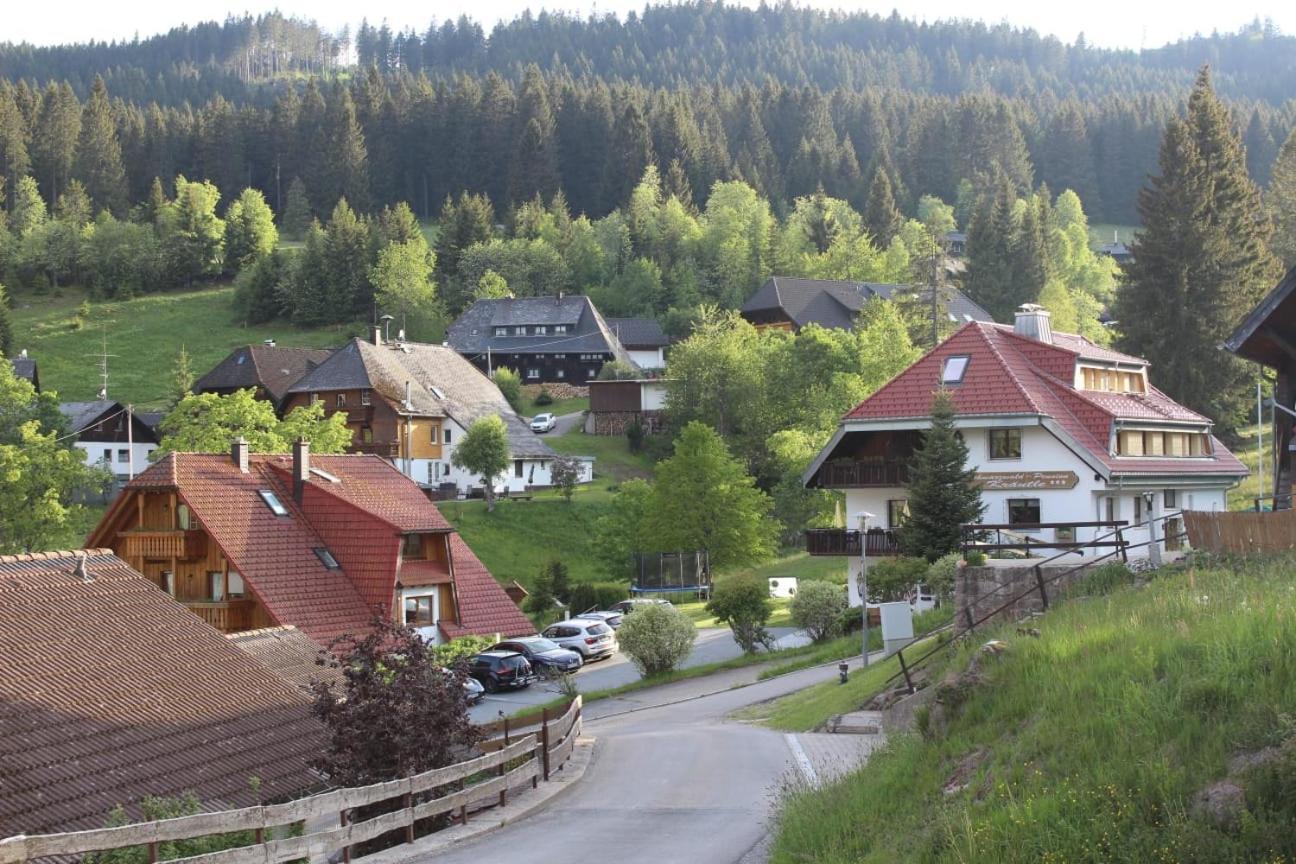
[185,599,255,632]
[117,529,206,560]
[815,459,910,488]
[805,528,900,556]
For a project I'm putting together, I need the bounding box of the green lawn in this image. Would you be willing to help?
[518,391,589,418]
[546,427,654,487]
[1228,421,1273,510]
[9,286,359,407]
[767,557,1296,863]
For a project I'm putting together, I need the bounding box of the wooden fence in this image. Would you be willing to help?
[0,696,583,864]
[1183,509,1296,554]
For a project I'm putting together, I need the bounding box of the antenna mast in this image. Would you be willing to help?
[96,328,117,401]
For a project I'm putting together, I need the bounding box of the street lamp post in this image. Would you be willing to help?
[855,511,875,667]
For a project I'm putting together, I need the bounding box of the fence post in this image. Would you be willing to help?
[1116,526,1128,563]
[403,792,414,844]
[963,606,975,634]
[1033,564,1049,611]
[340,810,350,864]
[897,648,915,694]
[541,707,551,781]
[148,842,158,864]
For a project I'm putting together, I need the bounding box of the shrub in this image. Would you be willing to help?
[866,556,928,603]
[616,603,697,676]
[568,581,630,614]
[551,455,581,502]
[626,419,645,453]
[534,387,554,406]
[706,575,774,653]
[927,552,963,601]
[790,580,848,642]
[430,634,495,667]
[965,550,987,566]
[526,559,571,616]
[494,367,522,411]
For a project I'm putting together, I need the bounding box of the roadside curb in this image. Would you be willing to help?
[365,736,599,864]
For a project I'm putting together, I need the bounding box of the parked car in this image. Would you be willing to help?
[575,610,624,630]
[542,619,617,660]
[530,413,557,432]
[443,667,486,704]
[609,598,672,615]
[490,637,584,677]
[467,651,535,692]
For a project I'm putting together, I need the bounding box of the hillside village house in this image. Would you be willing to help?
[193,342,334,410]
[446,295,635,383]
[740,277,994,332]
[803,305,1247,597]
[1225,266,1296,505]
[607,317,670,370]
[87,440,535,646]
[0,549,323,835]
[281,334,591,494]
[587,378,670,435]
[57,399,159,485]
[9,350,39,390]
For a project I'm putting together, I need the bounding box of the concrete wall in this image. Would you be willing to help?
[955,562,1097,633]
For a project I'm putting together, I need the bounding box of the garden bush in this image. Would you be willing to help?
[616,603,697,676]
[707,575,774,653]
[493,367,522,411]
[867,556,928,603]
[790,580,848,642]
[534,387,554,406]
[926,552,962,601]
[568,581,630,614]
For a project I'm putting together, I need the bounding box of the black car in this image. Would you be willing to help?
[491,637,584,677]
[467,651,535,692]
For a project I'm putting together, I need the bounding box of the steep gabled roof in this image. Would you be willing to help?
[117,453,375,646]
[840,321,1246,479]
[193,345,335,404]
[264,453,452,533]
[0,549,323,835]
[741,277,994,331]
[445,295,633,362]
[440,535,535,639]
[1226,266,1296,369]
[58,399,121,433]
[9,355,38,391]
[289,339,555,458]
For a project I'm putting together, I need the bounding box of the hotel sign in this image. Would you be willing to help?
[975,471,1079,491]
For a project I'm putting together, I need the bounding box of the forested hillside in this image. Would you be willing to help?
[0,7,1293,226]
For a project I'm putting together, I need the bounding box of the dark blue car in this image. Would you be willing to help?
[491,637,584,677]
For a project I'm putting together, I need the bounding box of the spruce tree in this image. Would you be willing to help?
[0,83,30,209]
[863,167,903,247]
[900,390,984,562]
[0,283,13,359]
[31,82,80,205]
[280,177,313,240]
[604,103,654,211]
[1114,68,1282,433]
[73,76,128,215]
[1269,127,1296,268]
[170,344,194,408]
[962,176,1018,321]
[1009,193,1048,309]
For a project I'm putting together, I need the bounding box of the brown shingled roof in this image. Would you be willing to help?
[227,626,347,694]
[0,550,324,836]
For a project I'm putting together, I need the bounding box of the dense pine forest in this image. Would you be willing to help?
[0,6,1294,226]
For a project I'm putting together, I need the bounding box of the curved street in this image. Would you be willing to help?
[426,657,876,864]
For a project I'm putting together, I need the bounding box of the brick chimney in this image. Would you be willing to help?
[1013,303,1053,344]
[292,438,311,502]
[231,437,249,473]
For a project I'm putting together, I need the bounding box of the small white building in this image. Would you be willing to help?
[803,305,1247,595]
[58,400,159,486]
[607,317,669,370]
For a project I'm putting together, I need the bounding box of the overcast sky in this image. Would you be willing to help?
[6,0,1294,52]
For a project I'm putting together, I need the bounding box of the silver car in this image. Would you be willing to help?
[576,610,624,630]
[542,619,617,660]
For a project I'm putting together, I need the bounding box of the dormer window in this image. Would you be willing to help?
[941,355,970,384]
[554,324,569,334]
[258,490,288,516]
[515,326,527,336]
[402,534,425,560]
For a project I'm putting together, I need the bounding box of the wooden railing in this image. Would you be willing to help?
[0,697,584,864]
[804,528,899,556]
[815,460,909,488]
[185,599,255,633]
[960,521,1130,558]
[117,530,206,560]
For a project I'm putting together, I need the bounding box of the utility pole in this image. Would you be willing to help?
[127,403,134,481]
[1258,379,1265,505]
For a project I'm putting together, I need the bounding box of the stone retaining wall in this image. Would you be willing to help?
[955,561,1098,633]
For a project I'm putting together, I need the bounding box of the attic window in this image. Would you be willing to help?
[494,327,508,337]
[554,324,569,334]
[236,355,246,364]
[310,468,340,483]
[941,356,970,384]
[258,490,289,516]
[314,548,340,569]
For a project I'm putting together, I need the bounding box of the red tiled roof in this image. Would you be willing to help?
[123,453,375,647]
[441,535,535,640]
[227,626,347,694]
[844,322,1245,479]
[264,454,451,533]
[0,550,323,836]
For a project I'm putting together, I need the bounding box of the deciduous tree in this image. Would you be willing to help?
[157,389,351,456]
[451,415,511,512]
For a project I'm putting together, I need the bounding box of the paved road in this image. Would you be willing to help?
[527,410,585,437]
[468,627,806,723]
[430,654,884,864]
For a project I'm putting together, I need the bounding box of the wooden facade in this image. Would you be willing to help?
[280,388,444,465]
[99,490,276,633]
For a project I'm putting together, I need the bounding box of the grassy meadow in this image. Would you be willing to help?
[767,556,1296,863]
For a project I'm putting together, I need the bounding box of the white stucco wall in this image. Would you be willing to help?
[627,348,665,369]
[642,381,669,411]
[76,441,157,481]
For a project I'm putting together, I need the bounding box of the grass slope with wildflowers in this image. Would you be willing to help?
[769,555,1296,864]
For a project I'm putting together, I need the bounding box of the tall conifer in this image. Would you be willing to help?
[73,76,127,215]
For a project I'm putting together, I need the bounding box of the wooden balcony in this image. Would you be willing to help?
[814,459,910,488]
[804,528,900,556]
[185,599,255,632]
[118,529,206,560]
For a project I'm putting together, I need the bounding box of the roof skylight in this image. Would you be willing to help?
[258,489,289,516]
[941,355,970,384]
